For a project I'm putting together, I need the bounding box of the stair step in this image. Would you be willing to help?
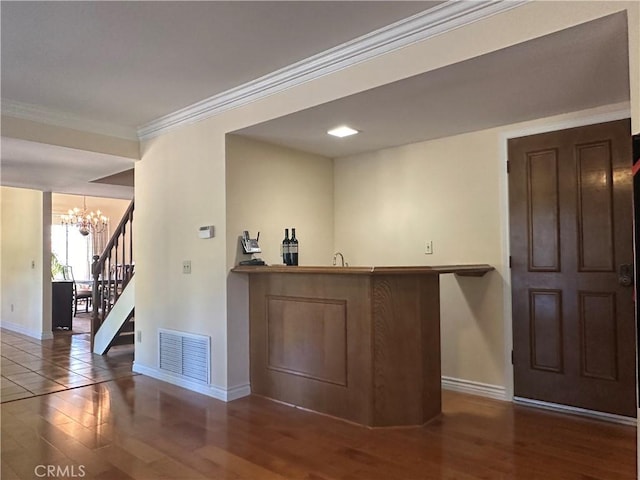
[120,320,135,333]
[112,331,134,346]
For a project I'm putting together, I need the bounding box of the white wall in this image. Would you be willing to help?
[225,135,334,267]
[225,135,334,390]
[335,127,506,387]
[134,122,230,394]
[1,186,52,339]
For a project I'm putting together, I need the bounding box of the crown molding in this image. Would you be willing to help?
[138,0,529,140]
[1,99,138,141]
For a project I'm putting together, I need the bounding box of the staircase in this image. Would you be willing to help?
[91,200,135,355]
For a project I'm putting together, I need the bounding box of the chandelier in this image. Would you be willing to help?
[60,196,109,236]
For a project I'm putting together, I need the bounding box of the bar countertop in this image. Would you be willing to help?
[231,264,494,277]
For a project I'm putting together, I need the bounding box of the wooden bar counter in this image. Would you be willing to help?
[231,264,493,427]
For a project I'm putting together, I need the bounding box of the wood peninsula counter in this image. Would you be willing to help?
[231,264,493,427]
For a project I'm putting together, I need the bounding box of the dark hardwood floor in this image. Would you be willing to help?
[1,329,636,479]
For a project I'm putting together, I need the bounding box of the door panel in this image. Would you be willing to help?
[529,289,563,373]
[528,150,560,271]
[509,119,636,417]
[576,141,615,271]
[579,291,617,380]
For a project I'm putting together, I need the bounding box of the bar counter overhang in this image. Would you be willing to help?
[232,264,494,427]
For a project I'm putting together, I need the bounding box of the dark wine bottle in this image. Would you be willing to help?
[282,228,291,265]
[290,228,298,266]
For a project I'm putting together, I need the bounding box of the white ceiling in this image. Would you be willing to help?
[0,2,631,196]
[0,0,439,198]
[1,1,438,130]
[237,12,630,158]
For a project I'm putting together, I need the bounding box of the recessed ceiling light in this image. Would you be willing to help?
[327,126,359,138]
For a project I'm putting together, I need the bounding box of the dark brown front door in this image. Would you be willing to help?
[509,119,636,417]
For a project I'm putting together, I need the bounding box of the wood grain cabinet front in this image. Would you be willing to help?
[233,265,493,427]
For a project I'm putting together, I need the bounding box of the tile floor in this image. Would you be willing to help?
[1,329,134,403]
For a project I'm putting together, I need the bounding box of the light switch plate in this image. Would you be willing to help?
[182,260,192,274]
[425,241,433,255]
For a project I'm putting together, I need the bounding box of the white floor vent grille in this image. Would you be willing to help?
[159,329,210,384]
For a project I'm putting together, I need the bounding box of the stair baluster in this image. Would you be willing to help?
[91,200,134,350]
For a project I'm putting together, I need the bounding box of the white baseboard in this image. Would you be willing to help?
[514,396,637,426]
[225,383,252,401]
[1,321,53,340]
[132,362,251,402]
[441,376,507,401]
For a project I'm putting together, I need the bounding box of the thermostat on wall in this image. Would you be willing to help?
[199,225,215,239]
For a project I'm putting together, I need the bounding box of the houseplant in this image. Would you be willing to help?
[51,252,64,279]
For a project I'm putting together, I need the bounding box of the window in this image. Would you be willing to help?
[51,225,92,281]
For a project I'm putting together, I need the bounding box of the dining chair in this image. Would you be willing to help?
[62,265,92,316]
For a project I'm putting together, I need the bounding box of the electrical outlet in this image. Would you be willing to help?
[425,240,433,255]
[182,260,192,274]
[136,330,142,343]
[11,304,14,312]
